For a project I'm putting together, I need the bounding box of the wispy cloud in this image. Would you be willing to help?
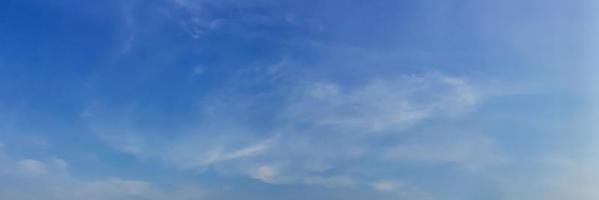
[383,134,506,170]
[0,151,204,200]
[283,72,479,133]
[85,69,492,195]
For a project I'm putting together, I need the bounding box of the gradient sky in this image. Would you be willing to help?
[1,0,598,199]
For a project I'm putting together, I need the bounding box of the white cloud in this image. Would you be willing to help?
[86,70,488,195]
[216,138,272,161]
[0,155,204,200]
[195,136,276,166]
[64,178,152,199]
[283,72,479,133]
[16,159,48,175]
[46,178,203,200]
[372,180,396,192]
[494,156,599,200]
[371,180,435,200]
[180,17,223,39]
[302,176,356,188]
[162,133,278,171]
[118,33,136,55]
[249,165,279,183]
[90,117,276,171]
[383,134,506,170]
[192,65,205,77]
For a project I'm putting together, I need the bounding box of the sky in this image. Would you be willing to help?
[0,0,598,199]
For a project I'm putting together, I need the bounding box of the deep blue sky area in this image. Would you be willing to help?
[0,0,598,199]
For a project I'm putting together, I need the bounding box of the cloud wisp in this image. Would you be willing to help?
[85,69,495,200]
[0,145,204,200]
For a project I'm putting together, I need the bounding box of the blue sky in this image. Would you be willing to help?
[0,0,598,199]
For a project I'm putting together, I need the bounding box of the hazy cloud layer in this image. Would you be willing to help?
[0,0,596,199]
